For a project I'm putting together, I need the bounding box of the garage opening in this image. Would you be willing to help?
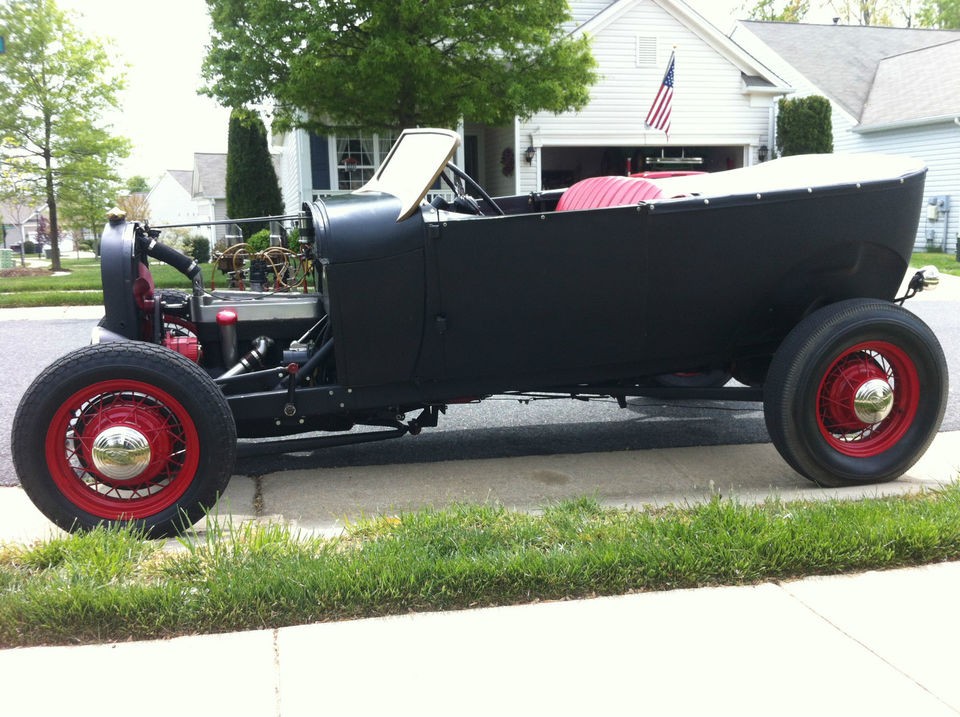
[540,145,744,190]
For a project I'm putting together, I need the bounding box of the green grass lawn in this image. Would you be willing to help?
[0,257,196,308]
[2,487,959,648]
[912,252,960,277]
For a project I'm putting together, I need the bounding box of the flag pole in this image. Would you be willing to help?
[644,46,676,139]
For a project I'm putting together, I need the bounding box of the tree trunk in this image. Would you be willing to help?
[43,115,62,271]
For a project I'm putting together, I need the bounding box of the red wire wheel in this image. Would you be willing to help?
[764,299,947,487]
[815,342,919,457]
[12,343,236,536]
[44,379,200,520]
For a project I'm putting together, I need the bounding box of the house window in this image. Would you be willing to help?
[636,36,657,67]
[334,133,396,190]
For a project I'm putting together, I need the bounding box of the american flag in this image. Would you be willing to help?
[644,51,675,137]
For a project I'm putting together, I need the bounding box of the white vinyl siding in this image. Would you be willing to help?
[844,123,960,254]
[569,1,613,27]
[519,0,777,192]
[276,130,312,216]
[146,173,195,226]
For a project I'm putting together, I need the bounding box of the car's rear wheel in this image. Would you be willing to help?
[763,299,947,487]
[11,342,236,537]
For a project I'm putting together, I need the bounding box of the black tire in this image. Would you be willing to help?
[763,299,947,487]
[11,342,236,537]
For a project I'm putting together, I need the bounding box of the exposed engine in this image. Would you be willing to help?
[91,218,346,425]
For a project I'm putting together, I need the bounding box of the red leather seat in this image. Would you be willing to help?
[555,175,664,211]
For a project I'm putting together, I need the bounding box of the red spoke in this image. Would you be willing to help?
[816,342,919,457]
[45,380,199,520]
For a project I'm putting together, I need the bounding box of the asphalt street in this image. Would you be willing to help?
[1,299,957,487]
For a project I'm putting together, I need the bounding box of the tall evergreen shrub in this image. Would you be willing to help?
[776,96,833,157]
[226,110,284,238]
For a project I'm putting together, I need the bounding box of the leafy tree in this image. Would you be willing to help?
[114,192,150,222]
[917,0,960,26]
[202,0,597,133]
[745,0,811,21]
[0,0,129,271]
[58,155,121,256]
[125,175,151,194]
[776,96,833,156]
[225,109,283,238]
[820,0,896,24]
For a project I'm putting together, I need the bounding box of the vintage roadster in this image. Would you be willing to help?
[11,129,948,536]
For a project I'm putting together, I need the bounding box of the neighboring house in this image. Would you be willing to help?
[148,169,196,226]
[731,21,960,253]
[276,0,792,213]
[0,200,35,247]
[192,153,230,246]
[0,201,57,252]
[151,152,285,248]
[146,155,231,247]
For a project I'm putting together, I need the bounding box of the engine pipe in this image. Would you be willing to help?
[137,232,201,281]
[135,226,204,295]
[217,309,239,368]
[221,336,274,378]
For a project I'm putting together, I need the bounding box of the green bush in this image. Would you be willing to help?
[247,228,271,253]
[776,95,833,156]
[286,227,300,252]
[187,235,210,264]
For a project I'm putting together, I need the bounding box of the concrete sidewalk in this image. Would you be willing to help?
[1,560,959,717]
[1,431,959,717]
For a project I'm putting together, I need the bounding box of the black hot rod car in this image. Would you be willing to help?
[11,128,948,536]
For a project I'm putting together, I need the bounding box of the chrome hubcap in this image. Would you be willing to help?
[91,426,152,481]
[853,378,894,424]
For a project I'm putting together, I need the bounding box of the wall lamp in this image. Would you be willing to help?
[758,144,768,162]
[524,146,536,164]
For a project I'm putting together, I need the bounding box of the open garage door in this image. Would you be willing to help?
[540,145,745,190]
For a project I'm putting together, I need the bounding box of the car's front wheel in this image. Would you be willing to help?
[11,342,236,537]
[763,299,947,487]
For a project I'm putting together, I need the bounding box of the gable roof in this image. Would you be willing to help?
[193,153,227,199]
[167,169,193,195]
[740,21,960,121]
[578,0,790,90]
[859,39,960,130]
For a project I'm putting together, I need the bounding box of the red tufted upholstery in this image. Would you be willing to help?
[555,175,664,211]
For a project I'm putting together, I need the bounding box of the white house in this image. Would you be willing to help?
[508,0,790,196]
[147,156,230,246]
[147,169,195,225]
[730,21,960,253]
[276,0,791,213]
[192,153,229,246]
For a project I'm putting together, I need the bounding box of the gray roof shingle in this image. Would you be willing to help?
[859,39,960,128]
[167,169,193,195]
[193,153,227,199]
[741,21,960,121]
